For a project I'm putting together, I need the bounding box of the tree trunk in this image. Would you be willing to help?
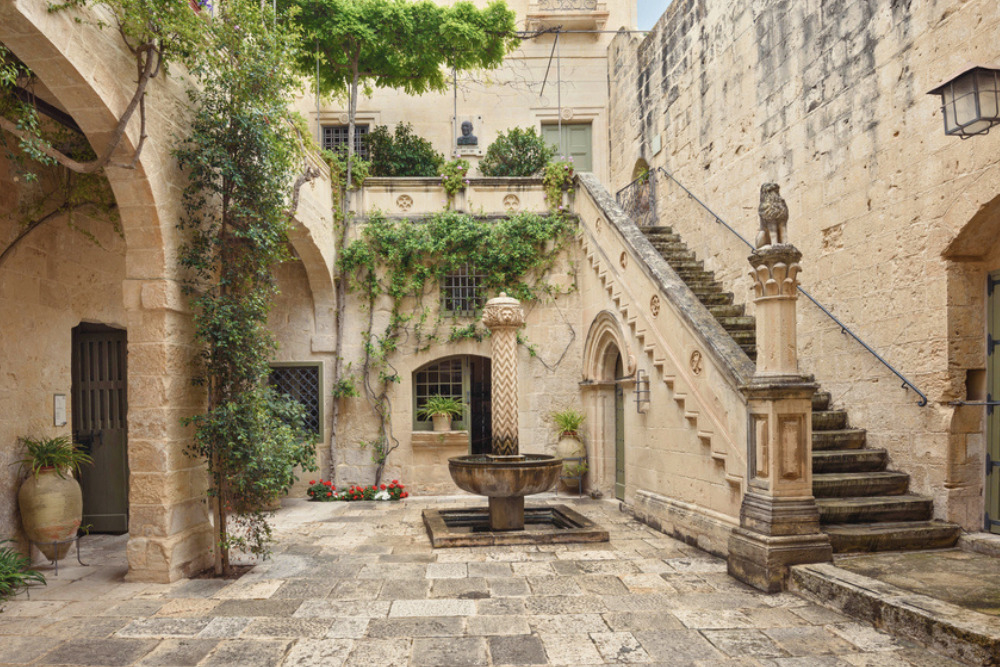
[346,60,359,190]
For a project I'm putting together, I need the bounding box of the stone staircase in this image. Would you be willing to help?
[642,225,961,553]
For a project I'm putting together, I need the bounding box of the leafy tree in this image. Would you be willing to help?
[175,0,318,576]
[282,0,519,188]
[478,127,555,177]
[365,122,444,177]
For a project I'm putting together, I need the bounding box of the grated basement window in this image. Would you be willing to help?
[268,364,321,435]
[442,264,485,316]
[322,124,369,159]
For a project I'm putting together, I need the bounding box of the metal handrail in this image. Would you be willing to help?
[652,166,929,407]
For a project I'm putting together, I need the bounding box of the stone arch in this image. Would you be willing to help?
[0,4,214,580]
[631,158,650,181]
[582,310,636,382]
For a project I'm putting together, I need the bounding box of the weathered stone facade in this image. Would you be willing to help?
[608,0,1000,532]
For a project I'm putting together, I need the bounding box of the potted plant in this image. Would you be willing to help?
[16,436,92,561]
[417,395,465,432]
[552,408,587,468]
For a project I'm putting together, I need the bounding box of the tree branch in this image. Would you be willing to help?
[0,199,110,270]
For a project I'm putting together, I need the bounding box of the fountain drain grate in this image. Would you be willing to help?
[422,505,609,547]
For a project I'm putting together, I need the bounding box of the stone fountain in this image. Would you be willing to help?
[423,294,608,547]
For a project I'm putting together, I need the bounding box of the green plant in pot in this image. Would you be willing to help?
[0,540,45,607]
[418,395,465,432]
[552,409,587,478]
[16,436,92,561]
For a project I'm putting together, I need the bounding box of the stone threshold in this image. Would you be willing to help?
[959,532,1000,558]
[422,504,609,547]
[789,561,1000,667]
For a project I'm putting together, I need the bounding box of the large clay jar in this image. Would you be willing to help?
[18,468,83,561]
[556,435,586,461]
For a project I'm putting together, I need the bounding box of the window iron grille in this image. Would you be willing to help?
[442,264,485,316]
[414,358,463,424]
[322,124,369,159]
[268,364,321,435]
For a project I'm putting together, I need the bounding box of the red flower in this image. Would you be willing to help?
[401,492,408,498]
[326,492,332,497]
[380,484,386,490]
[392,480,399,484]
[309,480,316,485]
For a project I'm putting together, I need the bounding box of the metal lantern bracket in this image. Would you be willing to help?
[634,368,650,413]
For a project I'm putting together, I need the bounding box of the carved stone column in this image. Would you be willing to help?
[728,243,832,593]
[481,293,527,528]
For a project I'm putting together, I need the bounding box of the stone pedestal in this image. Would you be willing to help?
[482,293,525,457]
[729,243,832,593]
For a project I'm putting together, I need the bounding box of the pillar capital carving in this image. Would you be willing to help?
[482,292,526,331]
[748,245,802,300]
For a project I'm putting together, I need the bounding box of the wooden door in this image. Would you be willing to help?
[469,357,492,456]
[542,123,593,172]
[614,354,625,500]
[988,272,1000,533]
[72,326,129,534]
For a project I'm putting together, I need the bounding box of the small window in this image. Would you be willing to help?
[442,264,485,316]
[268,363,322,435]
[322,124,369,159]
[414,357,466,430]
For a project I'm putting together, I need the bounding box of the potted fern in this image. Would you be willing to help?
[417,395,465,432]
[16,436,92,561]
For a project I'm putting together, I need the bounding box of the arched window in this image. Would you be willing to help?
[412,355,492,454]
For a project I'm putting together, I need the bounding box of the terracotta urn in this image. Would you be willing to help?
[555,434,586,462]
[432,414,453,432]
[18,468,83,560]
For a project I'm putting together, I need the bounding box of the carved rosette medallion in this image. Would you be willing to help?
[561,107,575,121]
[337,112,349,124]
[747,245,802,299]
[690,350,703,376]
[650,294,660,317]
[396,195,414,212]
[482,293,526,456]
[619,251,628,269]
[503,194,520,212]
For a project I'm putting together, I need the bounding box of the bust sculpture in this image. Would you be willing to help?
[457,120,478,146]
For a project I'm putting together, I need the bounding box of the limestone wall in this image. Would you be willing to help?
[608,0,1000,529]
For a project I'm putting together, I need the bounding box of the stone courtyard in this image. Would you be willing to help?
[0,497,962,667]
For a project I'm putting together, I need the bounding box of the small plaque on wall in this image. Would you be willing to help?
[53,394,67,427]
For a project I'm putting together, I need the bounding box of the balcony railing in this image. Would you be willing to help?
[526,1,608,30]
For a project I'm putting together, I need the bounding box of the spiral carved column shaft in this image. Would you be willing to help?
[482,293,526,457]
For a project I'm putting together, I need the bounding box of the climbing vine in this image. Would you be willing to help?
[174,1,318,576]
[338,209,577,485]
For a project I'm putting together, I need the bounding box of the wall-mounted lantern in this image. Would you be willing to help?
[928,65,1000,138]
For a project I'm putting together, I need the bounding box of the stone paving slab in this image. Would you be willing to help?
[0,497,971,666]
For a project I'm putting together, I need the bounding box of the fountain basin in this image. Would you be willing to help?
[449,454,562,498]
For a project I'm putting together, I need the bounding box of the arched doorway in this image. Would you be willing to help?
[581,311,636,498]
[413,355,492,454]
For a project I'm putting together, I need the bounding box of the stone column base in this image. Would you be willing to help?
[728,527,832,593]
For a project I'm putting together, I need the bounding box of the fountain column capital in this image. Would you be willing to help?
[482,293,526,331]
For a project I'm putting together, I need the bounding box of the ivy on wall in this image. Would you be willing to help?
[338,209,577,485]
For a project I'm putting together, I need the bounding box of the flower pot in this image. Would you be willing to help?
[18,468,82,561]
[556,434,586,461]
[432,414,453,432]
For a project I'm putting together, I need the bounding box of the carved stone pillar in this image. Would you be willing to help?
[481,294,526,528]
[728,244,832,593]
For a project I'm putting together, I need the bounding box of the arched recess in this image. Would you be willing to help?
[631,158,650,181]
[0,2,214,581]
[941,189,1000,531]
[581,311,635,497]
[287,224,336,350]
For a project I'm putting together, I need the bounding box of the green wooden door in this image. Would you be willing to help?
[72,326,129,534]
[614,354,625,500]
[988,272,1000,533]
[542,123,593,172]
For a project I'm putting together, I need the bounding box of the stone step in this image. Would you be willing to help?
[727,331,756,345]
[815,495,932,523]
[695,292,735,306]
[646,234,682,244]
[812,392,831,412]
[790,562,999,666]
[689,283,724,295]
[707,304,745,318]
[665,260,704,271]
[813,428,867,451]
[643,226,674,234]
[812,472,910,498]
[674,271,718,284]
[813,410,848,431]
[812,448,887,473]
[821,520,962,553]
[650,241,689,253]
[716,316,756,330]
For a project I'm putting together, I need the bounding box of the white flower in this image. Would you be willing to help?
[374,490,391,501]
